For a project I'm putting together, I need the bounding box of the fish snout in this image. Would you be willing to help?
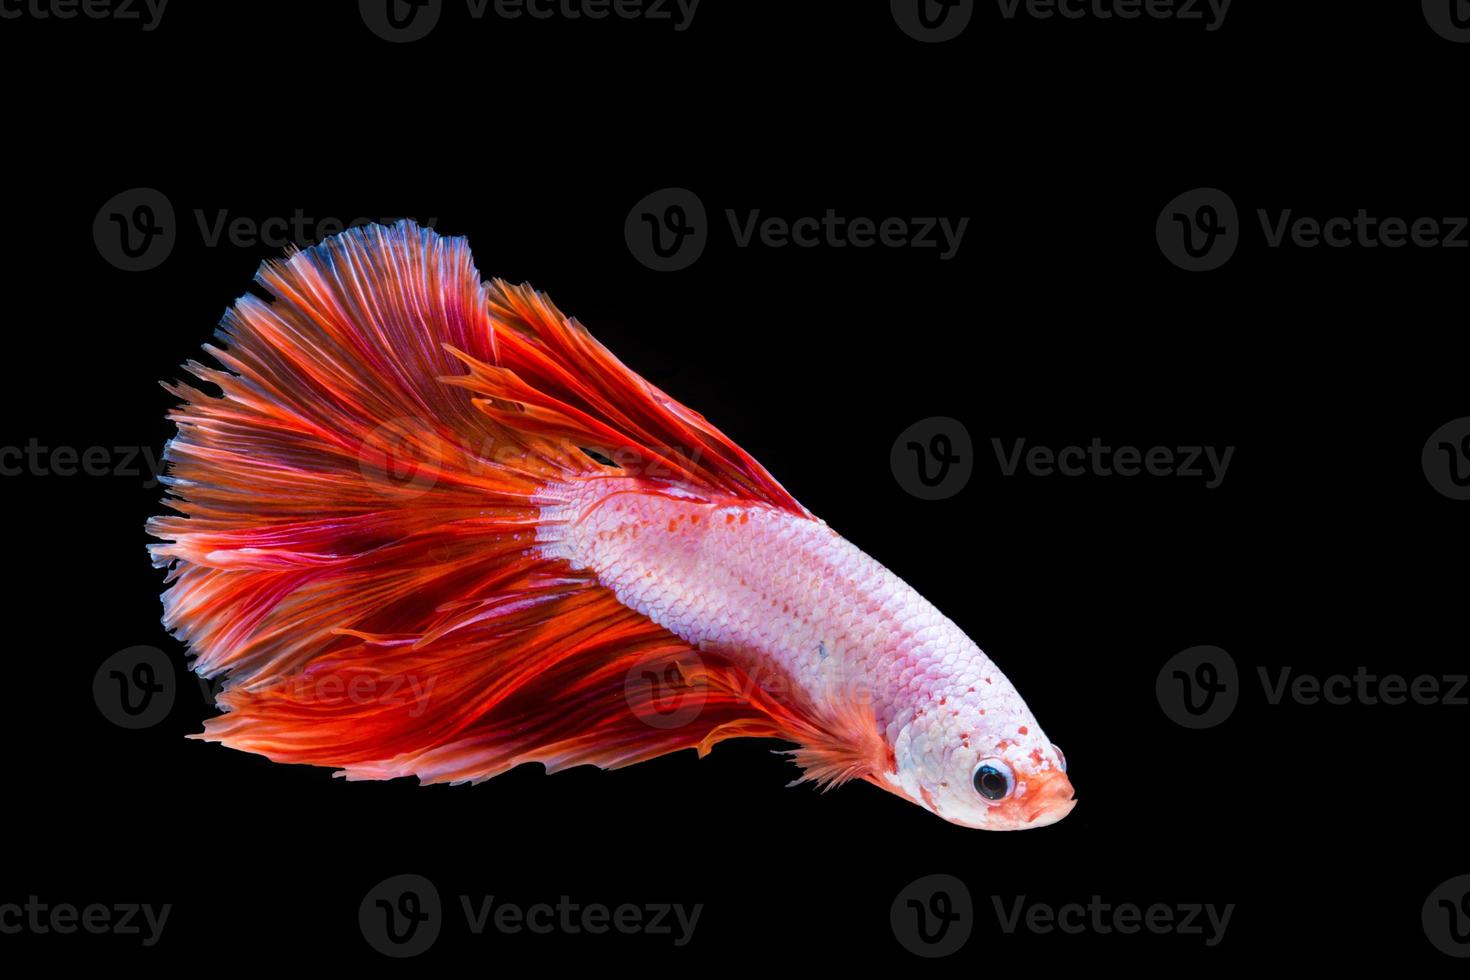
[1022,770,1077,827]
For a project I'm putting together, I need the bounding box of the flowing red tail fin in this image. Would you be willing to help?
[147,220,815,783]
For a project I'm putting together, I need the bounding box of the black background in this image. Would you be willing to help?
[2,0,1467,969]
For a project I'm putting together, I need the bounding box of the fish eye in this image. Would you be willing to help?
[971,758,1013,803]
[1052,744,1067,773]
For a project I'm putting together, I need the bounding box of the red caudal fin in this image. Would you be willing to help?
[147,220,814,782]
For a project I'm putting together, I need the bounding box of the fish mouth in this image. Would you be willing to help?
[1021,772,1077,827]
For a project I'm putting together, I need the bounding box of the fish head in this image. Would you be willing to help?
[885,672,1075,831]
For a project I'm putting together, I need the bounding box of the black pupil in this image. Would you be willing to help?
[974,765,1008,800]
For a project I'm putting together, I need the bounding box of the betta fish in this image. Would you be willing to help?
[147,220,1075,830]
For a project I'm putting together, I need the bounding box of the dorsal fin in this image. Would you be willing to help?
[449,278,808,515]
